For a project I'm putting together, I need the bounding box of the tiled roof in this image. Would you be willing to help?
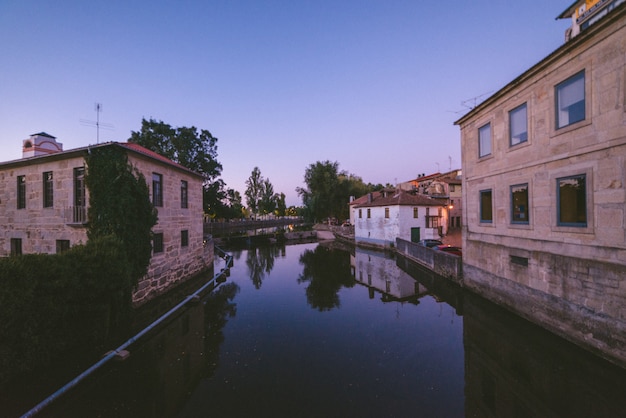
[118,142,202,177]
[351,189,444,208]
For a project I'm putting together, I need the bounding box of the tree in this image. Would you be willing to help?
[259,178,276,215]
[297,160,375,222]
[275,193,287,217]
[245,167,263,216]
[129,118,223,214]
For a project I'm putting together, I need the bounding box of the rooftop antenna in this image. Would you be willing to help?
[80,102,114,144]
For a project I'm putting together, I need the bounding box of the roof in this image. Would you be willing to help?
[351,189,445,208]
[558,1,581,19]
[118,142,201,177]
[0,141,203,178]
[29,132,56,138]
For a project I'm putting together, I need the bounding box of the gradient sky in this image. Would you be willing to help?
[0,1,571,207]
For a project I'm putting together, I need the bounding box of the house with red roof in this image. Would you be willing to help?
[0,133,213,305]
[350,188,448,249]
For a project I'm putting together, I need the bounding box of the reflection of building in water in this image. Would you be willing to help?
[351,247,428,301]
[463,293,626,417]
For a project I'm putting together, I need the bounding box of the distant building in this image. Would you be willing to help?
[455,1,626,366]
[351,188,448,249]
[398,169,463,229]
[0,133,213,305]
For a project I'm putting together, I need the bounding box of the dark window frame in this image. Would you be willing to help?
[509,103,528,146]
[152,173,163,207]
[181,230,189,247]
[181,180,188,209]
[17,175,26,209]
[10,238,22,256]
[510,183,529,224]
[478,123,492,158]
[555,71,585,129]
[153,232,164,253]
[480,189,493,224]
[56,240,70,253]
[43,171,53,208]
[557,174,587,227]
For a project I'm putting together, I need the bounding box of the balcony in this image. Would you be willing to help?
[65,206,88,225]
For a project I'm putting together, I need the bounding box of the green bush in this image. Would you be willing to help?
[0,235,133,384]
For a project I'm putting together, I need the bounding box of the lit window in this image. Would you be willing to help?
[480,190,493,223]
[479,123,491,158]
[511,184,529,224]
[509,103,528,146]
[152,173,163,207]
[557,174,587,227]
[556,71,585,129]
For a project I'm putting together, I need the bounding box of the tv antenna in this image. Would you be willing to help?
[447,91,494,114]
[80,102,114,144]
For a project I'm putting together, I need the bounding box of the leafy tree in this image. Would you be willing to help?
[275,193,287,217]
[129,118,223,214]
[297,160,376,222]
[259,178,276,215]
[245,167,263,216]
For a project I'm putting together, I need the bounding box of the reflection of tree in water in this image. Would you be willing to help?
[298,245,354,311]
[245,245,285,288]
[202,282,239,378]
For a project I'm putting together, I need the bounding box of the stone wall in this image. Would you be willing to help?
[395,238,462,285]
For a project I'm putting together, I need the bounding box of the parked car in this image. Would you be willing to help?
[417,239,443,248]
[433,244,462,256]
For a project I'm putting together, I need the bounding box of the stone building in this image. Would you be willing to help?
[455,1,626,367]
[0,133,213,305]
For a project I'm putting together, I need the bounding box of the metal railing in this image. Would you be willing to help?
[64,205,88,225]
[21,245,233,418]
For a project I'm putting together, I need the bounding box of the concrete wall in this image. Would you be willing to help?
[395,238,462,285]
[456,6,626,366]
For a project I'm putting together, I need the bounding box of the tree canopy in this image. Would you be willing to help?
[297,160,373,222]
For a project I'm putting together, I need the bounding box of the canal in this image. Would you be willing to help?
[6,241,626,417]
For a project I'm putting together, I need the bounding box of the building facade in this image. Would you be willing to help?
[351,189,448,249]
[455,1,626,366]
[0,134,213,305]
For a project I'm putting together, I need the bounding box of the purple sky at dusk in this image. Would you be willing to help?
[0,1,571,207]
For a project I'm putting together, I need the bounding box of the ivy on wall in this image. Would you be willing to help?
[85,144,158,285]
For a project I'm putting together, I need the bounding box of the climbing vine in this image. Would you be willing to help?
[85,145,158,285]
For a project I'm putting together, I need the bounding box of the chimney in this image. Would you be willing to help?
[23,132,63,158]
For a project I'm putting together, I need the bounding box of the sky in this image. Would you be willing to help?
[0,0,572,207]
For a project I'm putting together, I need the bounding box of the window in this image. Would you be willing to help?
[509,103,528,146]
[43,171,53,208]
[74,167,85,207]
[367,208,371,218]
[413,207,418,218]
[10,238,22,256]
[359,209,362,218]
[152,173,163,207]
[153,233,164,253]
[56,240,70,253]
[17,175,26,209]
[556,71,585,129]
[181,180,188,209]
[480,190,493,223]
[557,174,587,227]
[478,123,492,157]
[384,208,389,218]
[511,184,529,224]
[181,230,189,247]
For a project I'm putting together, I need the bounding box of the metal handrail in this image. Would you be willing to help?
[21,246,233,418]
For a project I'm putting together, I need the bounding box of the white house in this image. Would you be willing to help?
[351,188,448,249]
